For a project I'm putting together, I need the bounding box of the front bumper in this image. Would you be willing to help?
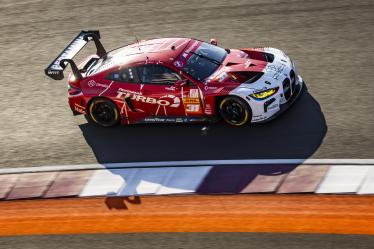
[256,76,304,124]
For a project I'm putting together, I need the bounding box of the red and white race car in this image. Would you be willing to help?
[45,30,303,127]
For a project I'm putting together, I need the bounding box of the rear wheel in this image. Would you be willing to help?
[88,98,119,127]
[219,96,251,126]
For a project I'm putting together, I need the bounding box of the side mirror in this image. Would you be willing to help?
[210,38,218,46]
[175,79,188,88]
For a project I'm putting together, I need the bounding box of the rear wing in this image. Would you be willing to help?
[44,30,106,80]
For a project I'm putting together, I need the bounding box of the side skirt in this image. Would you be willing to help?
[136,116,219,124]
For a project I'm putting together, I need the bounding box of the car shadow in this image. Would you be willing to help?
[79,87,327,163]
[196,164,297,194]
[105,196,141,210]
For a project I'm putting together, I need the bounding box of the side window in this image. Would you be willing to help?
[106,67,139,83]
[136,65,182,85]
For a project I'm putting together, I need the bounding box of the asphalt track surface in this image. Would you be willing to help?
[0,0,374,168]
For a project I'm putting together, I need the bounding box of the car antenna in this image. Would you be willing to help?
[135,35,142,52]
[134,35,149,63]
[128,26,146,59]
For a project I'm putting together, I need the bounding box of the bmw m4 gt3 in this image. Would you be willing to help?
[45,30,304,127]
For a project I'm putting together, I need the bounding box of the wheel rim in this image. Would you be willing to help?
[91,101,117,126]
[221,99,247,125]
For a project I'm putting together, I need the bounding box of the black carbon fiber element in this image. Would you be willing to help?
[283,78,291,101]
[290,69,296,94]
[264,97,276,112]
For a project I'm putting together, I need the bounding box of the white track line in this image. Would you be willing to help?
[0,159,374,175]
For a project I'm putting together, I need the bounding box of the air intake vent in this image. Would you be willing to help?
[243,50,275,63]
[264,53,275,63]
[283,78,291,101]
[289,70,296,94]
[232,72,264,84]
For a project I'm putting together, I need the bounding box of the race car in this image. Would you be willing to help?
[45,30,304,127]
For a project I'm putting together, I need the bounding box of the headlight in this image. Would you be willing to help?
[249,87,278,100]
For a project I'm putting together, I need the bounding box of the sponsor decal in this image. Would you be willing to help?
[174,60,183,68]
[267,103,279,111]
[47,70,60,75]
[218,72,228,82]
[144,117,169,122]
[160,94,180,108]
[50,34,85,70]
[189,89,199,98]
[144,117,178,123]
[165,86,176,91]
[266,65,277,71]
[266,64,286,80]
[88,80,96,87]
[213,87,225,93]
[183,98,200,104]
[204,104,213,115]
[205,69,222,83]
[182,88,201,114]
[252,115,266,122]
[74,103,86,114]
[272,73,280,80]
[87,80,109,88]
[174,41,201,69]
[210,70,221,78]
[116,88,180,108]
[185,40,200,54]
[142,117,205,123]
[204,86,218,91]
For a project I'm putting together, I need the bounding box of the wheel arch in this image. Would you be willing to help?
[218,94,253,126]
[86,96,120,116]
[217,94,252,115]
[86,96,121,127]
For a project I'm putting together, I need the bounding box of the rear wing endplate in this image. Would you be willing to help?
[44,30,106,80]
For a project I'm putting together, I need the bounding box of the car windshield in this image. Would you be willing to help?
[182,42,227,81]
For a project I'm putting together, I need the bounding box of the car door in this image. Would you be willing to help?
[135,64,186,117]
[105,67,143,123]
[180,80,204,116]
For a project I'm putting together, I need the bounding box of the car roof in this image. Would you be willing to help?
[107,38,192,68]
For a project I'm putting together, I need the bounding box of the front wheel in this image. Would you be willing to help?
[219,96,251,126]
[88,98,119,127]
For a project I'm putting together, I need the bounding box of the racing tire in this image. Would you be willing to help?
[88,98,119,127]
[219,96,251,126]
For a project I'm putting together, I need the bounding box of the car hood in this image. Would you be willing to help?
[204,48,293,92]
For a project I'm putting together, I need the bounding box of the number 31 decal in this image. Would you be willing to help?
[186,104,200,113]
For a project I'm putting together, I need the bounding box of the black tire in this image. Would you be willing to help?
[219,96,251,126]
[88,98,119,127]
